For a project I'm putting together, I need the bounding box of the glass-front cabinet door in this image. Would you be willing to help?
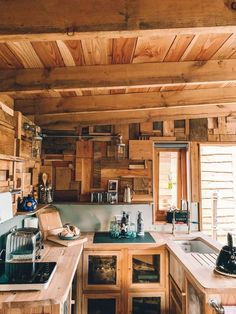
[83,251,121,290]
[128,249,165,289]
[83,294,120,314]
[128,292,165,314]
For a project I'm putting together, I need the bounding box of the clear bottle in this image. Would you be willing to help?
[120,211,127,236]
[137,211,144,237]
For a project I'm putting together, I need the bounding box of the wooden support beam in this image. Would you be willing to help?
[15,86,236,116]
[0,0,236,42]
[37,104,236,130]
[2,60,236,93]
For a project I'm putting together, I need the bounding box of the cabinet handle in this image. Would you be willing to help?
[209,298,224,314]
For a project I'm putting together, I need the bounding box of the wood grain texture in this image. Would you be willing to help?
[31,41,65,67]
[56,40,76,66]
[35,104,236,129]
[1,0,236,42]
[76,141,93,158]
[7,42,44,68]
[164,34,194,61]
[190,142,201,202]
[129,140,153,160]
[81,38,112,65]
[55,167,71,190]
[163,121,175,136]
[181,33,231,61]
[64,40,85,66]
[0,43,23,69]
[133,35,175,63]
[0,242,83,307]
[212,33,236,59]
[81,158,92,195]
[112,38,137,64]
[3,59,236,93]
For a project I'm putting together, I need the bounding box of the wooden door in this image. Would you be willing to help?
[83,251,122,291]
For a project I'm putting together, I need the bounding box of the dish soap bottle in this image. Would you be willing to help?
[137,211,144,237]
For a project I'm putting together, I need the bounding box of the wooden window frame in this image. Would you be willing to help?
[153,147,187,222]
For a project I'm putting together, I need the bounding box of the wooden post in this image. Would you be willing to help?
[212,192,218,241]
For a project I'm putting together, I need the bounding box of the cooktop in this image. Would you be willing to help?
[0,261,57,291]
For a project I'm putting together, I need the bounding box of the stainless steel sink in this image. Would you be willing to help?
[174,239,217,254]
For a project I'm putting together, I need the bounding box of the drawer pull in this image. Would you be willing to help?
[209,298,224,314]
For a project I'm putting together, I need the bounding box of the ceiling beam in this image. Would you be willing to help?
[0,0,236,42]
[15,87,236,116]
[35,104,236,129]
[2,60,236,93]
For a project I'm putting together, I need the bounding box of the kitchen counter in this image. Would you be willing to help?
[161,232,236,293]
[0,231,235,310]
[0,241,83,309]
[84,232,236,293]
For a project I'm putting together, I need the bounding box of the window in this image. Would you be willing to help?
[153,143,188,221]
[200,144,236,244]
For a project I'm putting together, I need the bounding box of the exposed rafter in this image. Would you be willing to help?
[15,86,236,116]
[0,0,236,42]
[34,104,236,130]
[1,60,236,93]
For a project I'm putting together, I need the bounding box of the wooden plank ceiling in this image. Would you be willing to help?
[1,0,236,129]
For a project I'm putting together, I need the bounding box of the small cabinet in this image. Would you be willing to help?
[169,276,186,314]
[83,251,121,290]
[82,294,121,314]
[82,246,168,314]
[128,249,166,289]
[128,292,165,314]
[186,278,204,314]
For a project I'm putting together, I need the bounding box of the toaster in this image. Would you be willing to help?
[5,228,43,262]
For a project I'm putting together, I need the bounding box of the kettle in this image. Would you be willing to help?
[123,185,132,203]
[216,233,236,276]
[17,195,37,212]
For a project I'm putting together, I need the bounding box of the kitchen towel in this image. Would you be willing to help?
[0,192,13,224]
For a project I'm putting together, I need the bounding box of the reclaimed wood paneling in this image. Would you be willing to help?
[55,167,71,190]
[129,140,153,160]
[76,141,93,158]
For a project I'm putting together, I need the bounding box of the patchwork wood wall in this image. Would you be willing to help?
[0,109,41,213]
[41,116,236,208]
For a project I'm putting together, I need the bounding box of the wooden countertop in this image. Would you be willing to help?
[0,241,83,308]
[84,231,236,293]
[0,231,235,307]
[162,232,236,293]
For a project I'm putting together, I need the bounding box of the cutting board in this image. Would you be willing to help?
[47,235,88,247]
[38,211,63,238]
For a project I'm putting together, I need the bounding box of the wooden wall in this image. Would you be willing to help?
[0,108,41,214]
[41,116,236,222]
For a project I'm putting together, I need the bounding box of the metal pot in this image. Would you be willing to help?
[216,233,236,275]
